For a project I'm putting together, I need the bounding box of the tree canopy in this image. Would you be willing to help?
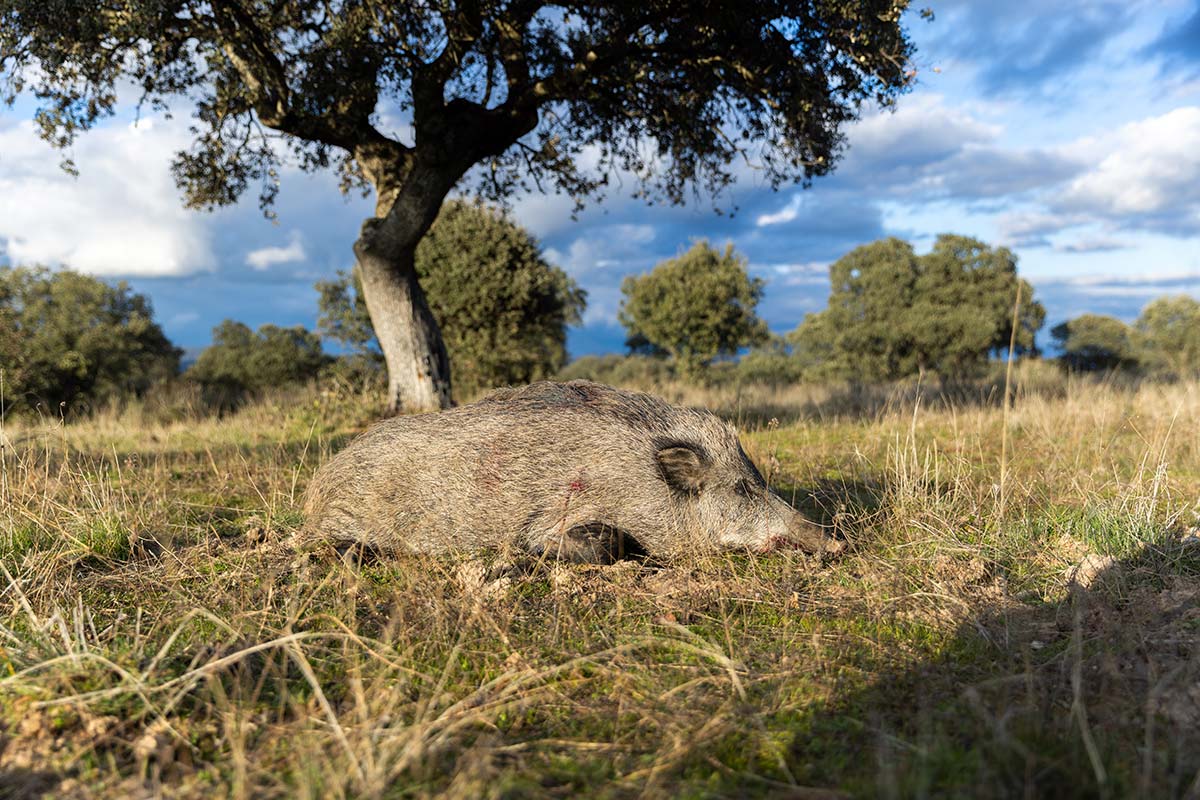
[1,0,919,412]
[619,240,769,378]
[1133,295,1200,378]
[317,199,585,396]
[0,265,180,413]
[187,320,329,402]
[1,1,918,213]
[1051,314,1136,373]
[790,235,1044,383]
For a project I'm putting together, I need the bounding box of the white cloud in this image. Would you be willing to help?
[757,261,829,288]
[0,118,216,276]
[986,108,1200,246]
[1041,269,1200,287]
[545,224,657,278]
[1056,106,1200,232]
[508,190,581,239]
[245,231,307,270]
[756,196,802,227]
[764,261,828,276]
[1055,236,1130,253]
[823,94,1082,204]
[996,211,1088,247]
[1065,283,1199,298]
[844,94,997,169]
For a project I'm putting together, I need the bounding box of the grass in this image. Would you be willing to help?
[1,366,1199,798]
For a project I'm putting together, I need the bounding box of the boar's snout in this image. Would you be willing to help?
[755,494,843,556]
[783,513,844,556]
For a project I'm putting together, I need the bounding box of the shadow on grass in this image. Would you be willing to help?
[0,764,61,799]
[776,542,1200,798]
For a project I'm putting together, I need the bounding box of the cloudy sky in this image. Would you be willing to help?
[2,1,1199,357]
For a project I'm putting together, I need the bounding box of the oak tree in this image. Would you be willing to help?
[187,319,329,400]
[2,0,916,411]
[1050,314,1136,373]
[1134,295,1200,378]
[0,265,180,414]
[790,235,1043,383]
[619,240,769,379]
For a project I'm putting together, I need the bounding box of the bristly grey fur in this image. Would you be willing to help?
[299,380,841,561]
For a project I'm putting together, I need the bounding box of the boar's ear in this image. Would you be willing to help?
[655,444,709,494]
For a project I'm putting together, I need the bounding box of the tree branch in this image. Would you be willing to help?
[206,0,412,200]
[412,1,485,120]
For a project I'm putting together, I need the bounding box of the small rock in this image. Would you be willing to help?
[1067,553,1117,589]
[1180,527,1200,548]
[549,564,581,593]
[599,560,643,583]
[132,720,174,765]
[84,715,118,739]
[455,560,511,599]
[482,576,511,597]
[243,516,268,545]
[17,713,46,739]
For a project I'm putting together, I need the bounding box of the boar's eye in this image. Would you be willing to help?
[734,480,756,499]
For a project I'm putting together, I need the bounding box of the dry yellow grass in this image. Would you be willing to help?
[1,369,1198,798]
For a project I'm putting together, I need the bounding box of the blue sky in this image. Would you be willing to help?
[1,1,1199,357]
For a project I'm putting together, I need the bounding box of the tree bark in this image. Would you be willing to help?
[354,235,451,414]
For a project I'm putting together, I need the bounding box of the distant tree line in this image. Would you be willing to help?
[186,321,329,410]
[0,266,180,414]
[600,233,1200,386]
[609,234,1047,386]
[4,211,1200,417]
[1052,297,1200,378]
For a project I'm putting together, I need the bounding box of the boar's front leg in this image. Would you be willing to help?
[526,519,643,563]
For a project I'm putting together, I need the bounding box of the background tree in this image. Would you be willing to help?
[315,271,382,364]
[0,266,180,414]
[315,263,387,390]
[734,336,806,386]
[1133,295,1200,378]
[1,1,917,412]
[790,234,1044,383]
[618,241,769,380]
[317,200,585,397]
[787,307,845,383]
[187,320,328,404]
[1051,314,1136,372]
[788,238,921,382]
[908,235,1042,379]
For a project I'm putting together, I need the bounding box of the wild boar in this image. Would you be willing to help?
[299,380,842,561]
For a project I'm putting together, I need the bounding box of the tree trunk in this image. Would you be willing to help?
[354,219,452,414]
[348,105,540,413]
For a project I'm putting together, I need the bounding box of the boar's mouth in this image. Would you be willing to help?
[768,514,845,557]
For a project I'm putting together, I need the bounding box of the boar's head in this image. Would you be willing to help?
[653,436,844,556]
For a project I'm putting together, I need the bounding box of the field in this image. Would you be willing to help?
[2,369,1198,799]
